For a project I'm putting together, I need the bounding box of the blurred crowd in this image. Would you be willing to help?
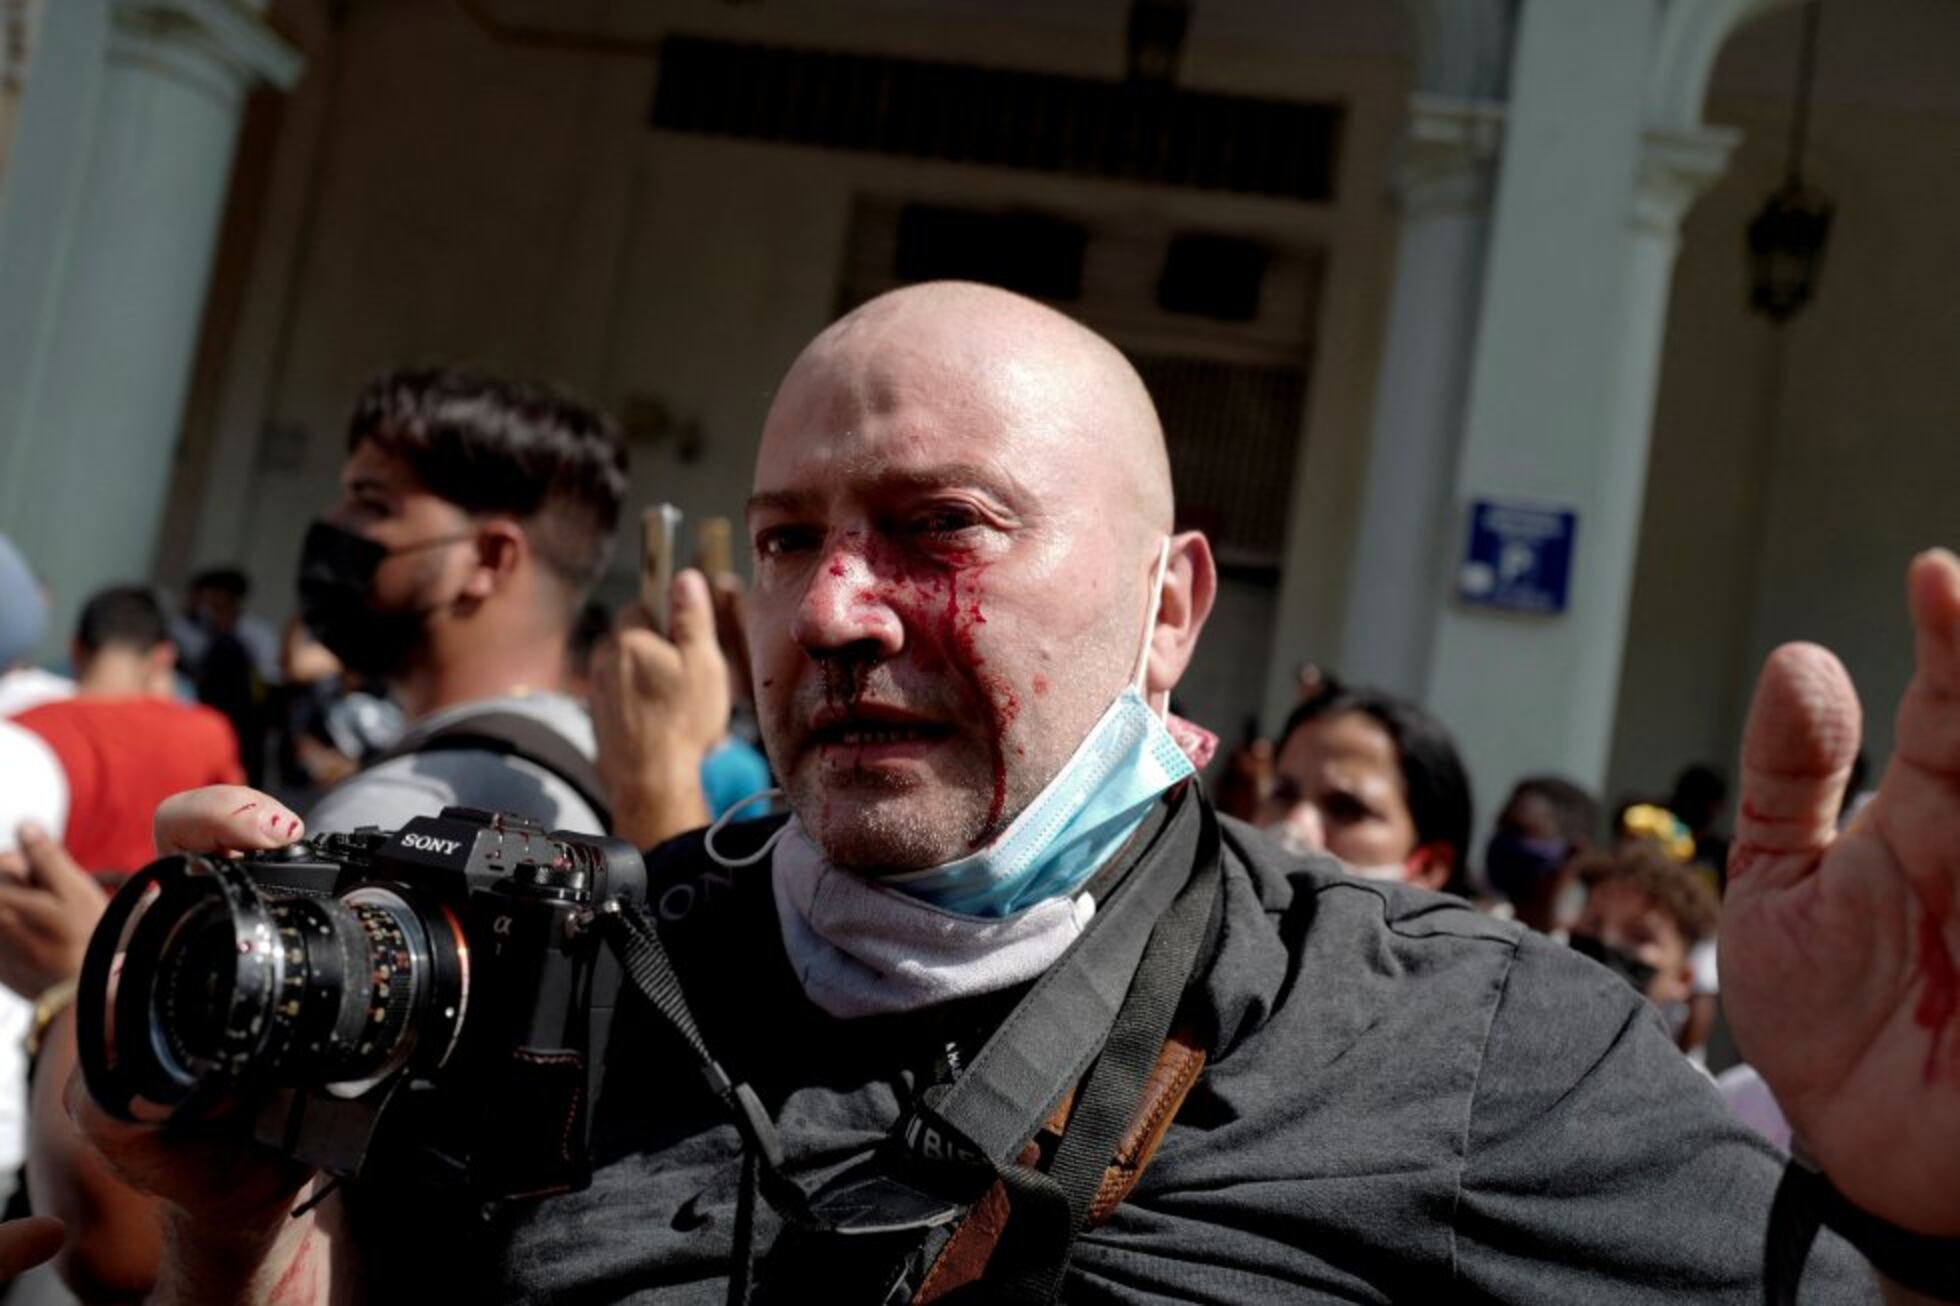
[0,357,1909,1301]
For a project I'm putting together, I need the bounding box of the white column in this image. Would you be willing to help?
[1336,96,1504,699]
[1421,0,1742,810]
[0,0,298,648]
[1257,0,1516,723]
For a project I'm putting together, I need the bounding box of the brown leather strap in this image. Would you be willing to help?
[912,1026,1207,1303]
[1089,1025,1206,1226]
[914,1177,1013,1303]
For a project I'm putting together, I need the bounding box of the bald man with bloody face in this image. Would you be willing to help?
[73,285,1960,1304]
[746,283,1208,870]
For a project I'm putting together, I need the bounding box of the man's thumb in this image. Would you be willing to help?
[1731,642,1860,884]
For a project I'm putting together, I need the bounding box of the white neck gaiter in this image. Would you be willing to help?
[771,817,1096,1018]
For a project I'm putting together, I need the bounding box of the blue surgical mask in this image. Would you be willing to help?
[883,538,1193,917]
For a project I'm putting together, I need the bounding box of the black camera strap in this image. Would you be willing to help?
[978,794,1221,1304]
[597,900,815,1228]
[597,787,1221,1306]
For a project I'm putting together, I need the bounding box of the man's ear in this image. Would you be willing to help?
[461,520,528,600]
[1405,841,1457,892]
[1143,531,1217,700]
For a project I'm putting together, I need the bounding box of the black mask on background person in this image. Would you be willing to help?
[1569,932,1659,997]
[296,520,465,680]
[1484,830,1571,901]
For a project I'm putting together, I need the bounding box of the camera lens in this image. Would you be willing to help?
[152,901,244,1081]
[80,856,466,1119]
[176,890,434,1091]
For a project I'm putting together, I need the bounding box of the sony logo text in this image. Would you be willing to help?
[402,833,463,856]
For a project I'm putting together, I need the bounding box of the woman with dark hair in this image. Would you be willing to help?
[1255,679,1474,895]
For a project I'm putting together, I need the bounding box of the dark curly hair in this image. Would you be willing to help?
[1578,843,1720,946]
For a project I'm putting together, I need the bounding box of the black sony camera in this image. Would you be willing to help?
[76,806,647,1199]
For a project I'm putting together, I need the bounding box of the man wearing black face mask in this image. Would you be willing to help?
[22,371,738,1304]
[1485,775,1598,934]
[295,368,640,837]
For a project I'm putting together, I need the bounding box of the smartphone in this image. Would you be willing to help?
[696,515,733,578]
[640,503,682,635]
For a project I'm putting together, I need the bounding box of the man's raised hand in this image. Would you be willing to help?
[590,568,731,848]
[1722,548,1960,1235]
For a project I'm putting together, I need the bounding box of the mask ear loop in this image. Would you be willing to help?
[702,788,789,868]
[1130,537,1172,720]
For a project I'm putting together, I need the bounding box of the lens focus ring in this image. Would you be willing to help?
[348,901,419,1068]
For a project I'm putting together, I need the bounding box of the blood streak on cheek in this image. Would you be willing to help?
[830,534,1022,842]
[936,563,1018,839]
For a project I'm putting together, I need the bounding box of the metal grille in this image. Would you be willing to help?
[1134,354,1306,568]
[650,34,1341,202]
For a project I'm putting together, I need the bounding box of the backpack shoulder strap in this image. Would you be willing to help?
[371,708,613,833]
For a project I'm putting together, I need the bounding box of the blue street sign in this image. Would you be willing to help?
[1457,500,1577,615]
